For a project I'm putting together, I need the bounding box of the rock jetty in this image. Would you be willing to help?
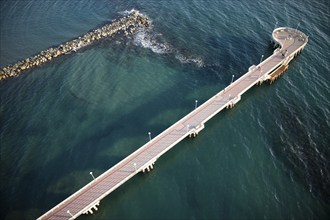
[0,11,150,81]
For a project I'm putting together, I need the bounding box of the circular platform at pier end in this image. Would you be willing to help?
[272,27,308,55]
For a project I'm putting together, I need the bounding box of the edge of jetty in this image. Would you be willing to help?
[0,10,150,81]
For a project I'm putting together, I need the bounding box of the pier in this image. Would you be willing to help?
[38,27,308,219]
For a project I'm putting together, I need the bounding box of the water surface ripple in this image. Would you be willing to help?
[0,0,329,219]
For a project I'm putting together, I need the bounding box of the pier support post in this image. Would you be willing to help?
[227,95,241,109]
[142,161,156,173]
[83,201,100,215]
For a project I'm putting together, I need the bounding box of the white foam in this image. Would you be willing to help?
[133,29,172,54]
[124,9,205,67]
[175,54,204,67]
[119,9,147,17]
[132,29,205,67]
[119,9,139,16]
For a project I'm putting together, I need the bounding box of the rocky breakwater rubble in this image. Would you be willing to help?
[0,10,150,81]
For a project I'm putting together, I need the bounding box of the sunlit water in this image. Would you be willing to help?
[1,0,329,219]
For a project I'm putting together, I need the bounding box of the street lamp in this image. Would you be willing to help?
[230,75,235,84]
[187,124,190,133]
[89,172,95,180]
[260,55,264,64]
[195,100,198,109]
[134,163,137,172]
[148,132,151,141]
[67,210,73,217]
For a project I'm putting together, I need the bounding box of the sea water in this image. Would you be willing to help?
[0,0,329,219]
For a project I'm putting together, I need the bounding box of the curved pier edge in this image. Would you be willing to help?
[0,10,150,81]
[272,27,308,48]
[265,27,308,83]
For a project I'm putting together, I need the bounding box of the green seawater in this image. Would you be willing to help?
[1,0,329,219]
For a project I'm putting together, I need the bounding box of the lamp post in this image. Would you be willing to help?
[260,55,264,64]
[187,124,190,133]
[134,163,137,172]
[230,75,235,85]
[67,210,73,217]
[89,172,95,180]
[148,132,151,141]
[195,100,198,109]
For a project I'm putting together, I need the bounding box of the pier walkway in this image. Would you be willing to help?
[38,27,308,219]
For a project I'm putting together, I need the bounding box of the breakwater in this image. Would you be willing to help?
[0,10,150,81]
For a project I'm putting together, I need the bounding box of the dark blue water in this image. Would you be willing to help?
[1,0,329,219]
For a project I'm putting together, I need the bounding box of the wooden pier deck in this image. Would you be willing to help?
[38,27,308,219]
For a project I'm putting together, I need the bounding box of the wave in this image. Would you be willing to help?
[175,54,204,67]
[131,20,205,67]
[119,9,140,16]
[118,8,146,16]
[133,28,173,54]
